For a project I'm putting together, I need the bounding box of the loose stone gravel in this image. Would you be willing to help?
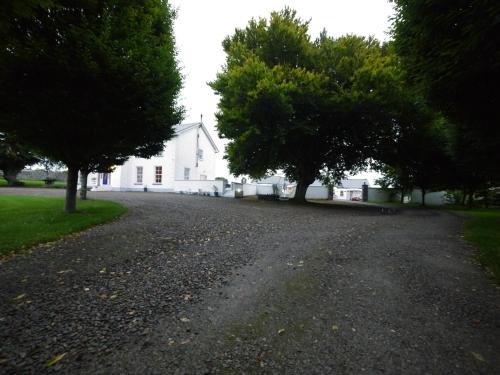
[0,188,499,374]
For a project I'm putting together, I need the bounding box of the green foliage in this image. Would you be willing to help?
[0,0,183,210]
[463,209,500,283]
[0,179,66,188]
[211,8,403,200]
[392,0,500,193]
[374,111,455,204]
[0,134,39,185]
[0,195,127,255]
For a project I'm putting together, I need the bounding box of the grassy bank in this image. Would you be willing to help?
[0,195,126,256]
[463,209,500,283]
[0,179,66,188]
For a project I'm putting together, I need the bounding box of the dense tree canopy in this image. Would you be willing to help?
[392,0,500,196]
[211,8,403,201]
[0,0,183,211]
[374,110,454,206]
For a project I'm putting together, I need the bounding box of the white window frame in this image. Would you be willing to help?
[136,166,143,184]
[154,166,162,184]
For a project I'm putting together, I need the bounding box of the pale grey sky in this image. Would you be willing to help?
[169,0,395,183]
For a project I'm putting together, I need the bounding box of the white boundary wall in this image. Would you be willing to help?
[256,184,274,195]
[172,180,224,195]
[243,183,257,196]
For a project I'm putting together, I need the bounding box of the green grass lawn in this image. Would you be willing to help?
[0,195,127,256]
[462,209,500,283]
[0,179,66,188]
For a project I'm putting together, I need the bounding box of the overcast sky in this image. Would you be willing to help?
[169,0,396,184]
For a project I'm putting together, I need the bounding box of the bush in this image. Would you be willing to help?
[43,178,56,185]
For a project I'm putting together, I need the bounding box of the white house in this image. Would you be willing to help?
[333,179,369,200]
[86,122,224,194]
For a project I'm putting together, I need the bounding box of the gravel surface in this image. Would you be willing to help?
[0,188,499,374]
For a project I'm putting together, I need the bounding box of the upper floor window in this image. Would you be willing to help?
[136,166,143,184]
[197,148,204,161]
[184,167,190,180]
[155,166,162,184]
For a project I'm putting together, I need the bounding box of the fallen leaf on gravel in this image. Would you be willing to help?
[13,294,26,301]
[471,352,486,362]
[278,328,286,335]
[83,287,90,292]
[46,353,66,367]
[180,317,190,322]
[331,325,339,332]
[99,293,108,300]
[99,268,107,274]
[110,293,118,300]
[0,358,8,364]
[57,270,72,274]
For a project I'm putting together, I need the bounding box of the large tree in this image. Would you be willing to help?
[392,0,500,197]
[375,114,454,206]
[210,8,402,201]
[0,0,182,211]
[0,134,39,186]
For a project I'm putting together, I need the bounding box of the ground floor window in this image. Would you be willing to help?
[184,167,190,180]
[155,166,162,184]
[136,166,143,184]
[200,174,207,180]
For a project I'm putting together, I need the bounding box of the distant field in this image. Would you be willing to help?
[0,195,126,256]
[0,179,66,188]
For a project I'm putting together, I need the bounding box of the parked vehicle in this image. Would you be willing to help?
[350,196,362,201]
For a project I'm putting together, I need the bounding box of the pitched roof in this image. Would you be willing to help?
[173,122,219,153]
[255,175,290,185]
[337,178,369,189]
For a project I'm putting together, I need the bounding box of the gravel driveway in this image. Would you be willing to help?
[0,188,499,374]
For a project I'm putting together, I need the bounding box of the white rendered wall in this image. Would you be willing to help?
[196,129,217,180]
[243,183,257,196]
[174,126,217,181]
[175,130,197,180]
[172,179,223,195]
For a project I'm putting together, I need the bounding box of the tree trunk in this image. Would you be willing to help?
[292,176,314,203]
[79,171,89,200]
[421,187,426,207]
[65,166,79,213]
[400,188,405,204]
[467,191,474,208]
[461,188,467,206]
[3,168,21,186]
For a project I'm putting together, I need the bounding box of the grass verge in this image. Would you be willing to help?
[0,195,127,256]
[462,209,500,283]
[0,179,66,188]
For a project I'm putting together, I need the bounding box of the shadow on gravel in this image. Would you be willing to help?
[296,200,399,215]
